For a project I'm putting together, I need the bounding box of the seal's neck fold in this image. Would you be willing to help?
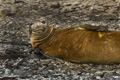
[31,26,54,48]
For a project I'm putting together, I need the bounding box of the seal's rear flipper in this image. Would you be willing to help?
[75,25,108,32]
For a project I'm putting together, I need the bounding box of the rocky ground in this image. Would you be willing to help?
[0,0,120,80]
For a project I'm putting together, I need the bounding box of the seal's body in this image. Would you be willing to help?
[29,22,120,64]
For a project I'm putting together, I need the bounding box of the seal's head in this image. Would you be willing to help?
[29,20,53,47]
[29,20,53,37]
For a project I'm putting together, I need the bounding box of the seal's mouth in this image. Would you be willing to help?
[32,26,46,32]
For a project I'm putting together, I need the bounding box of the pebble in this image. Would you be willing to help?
[13,69,22,76]
[49,2,60,8]
[116,70,120,74]
[42,71,49,75]
[73,75,79,79]
[96,76,101,79]
[113,76,120,79]
[4,68,11,75]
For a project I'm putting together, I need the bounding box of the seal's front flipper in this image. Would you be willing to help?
[27,48,57,59]
[26,48,45,59]
[37,48,58,60]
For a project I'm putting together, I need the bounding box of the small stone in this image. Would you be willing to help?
[49,2,60,8]
[116,70,120,74]
[84,18,89,20]
[63,2,71,6]
[92,6,104,11]
[2,0,15,4]
[95,71,103,75]
[96,76,101,79]
[5,69,11,75]
[73,75,79,79]
[60,6,74,13]
[13,69,22,76]
[72,1,80,6]
[113,76,120,79]
[103,2,116,7]
[15,0,25,3]
[116,0,120,3]
[106,7,117,13]
[42,71,48,75]
[48,70,54,74]
[0,1,2,5]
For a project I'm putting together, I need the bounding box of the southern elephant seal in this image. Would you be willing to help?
[29,21,120,64]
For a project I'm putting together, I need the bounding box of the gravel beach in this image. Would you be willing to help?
[0,0,120,80]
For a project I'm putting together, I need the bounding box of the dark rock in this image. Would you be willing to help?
[49,2,60,8]
[15,0,25,3]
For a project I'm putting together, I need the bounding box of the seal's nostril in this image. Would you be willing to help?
[40,26,46,31]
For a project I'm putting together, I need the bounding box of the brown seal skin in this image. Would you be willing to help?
[29,21,120,64]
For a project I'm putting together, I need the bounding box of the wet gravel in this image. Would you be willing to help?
[0,0,120,80]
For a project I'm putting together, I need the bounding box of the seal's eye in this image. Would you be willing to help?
[41,21,45,24]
